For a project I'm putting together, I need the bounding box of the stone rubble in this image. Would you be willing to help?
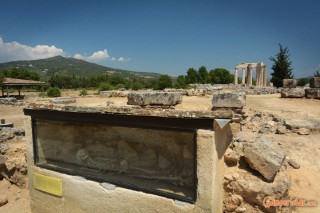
[51,97,76,104]
[100,90,129,98]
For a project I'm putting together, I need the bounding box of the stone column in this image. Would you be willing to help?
[263,65,267,86]
[241,68,246,84]
[247,64,253,87]
[234,68,238,85]
[256,66,260,87]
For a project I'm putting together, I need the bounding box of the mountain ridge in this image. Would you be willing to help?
[0,56,161,80]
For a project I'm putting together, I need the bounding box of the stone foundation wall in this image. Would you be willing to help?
[25,113,231,212]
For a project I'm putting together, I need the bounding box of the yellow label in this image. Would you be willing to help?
[34,173,63,197]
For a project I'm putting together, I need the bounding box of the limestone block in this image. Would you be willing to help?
[127,92,182,106]
[100,90,129,97]
[52,97,76,104]
[280,88,305,98]
[282,79,297,88]
[310,77,320,88]
[305,88,320,99]
[243,138,286,181]
[212,91,246,108]
[0,97,17,104]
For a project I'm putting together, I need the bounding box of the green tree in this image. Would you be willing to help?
[156,75,172,90]
[186,68,199,84]
[270,44,294,87]
[314,70,320,77]
[208,68,233,84]
[297,78,309,86]
[174,75,188,88]
[198,66,209,83]
[46,87,61,97]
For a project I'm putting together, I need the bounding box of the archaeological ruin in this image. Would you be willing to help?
[234,62,267,87]
[22,91,238,213]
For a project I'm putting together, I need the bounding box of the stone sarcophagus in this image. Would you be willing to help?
[24,104,231,213]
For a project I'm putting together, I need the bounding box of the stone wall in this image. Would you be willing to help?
[25,109,232,213]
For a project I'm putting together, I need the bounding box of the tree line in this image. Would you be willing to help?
[0,66,234,90]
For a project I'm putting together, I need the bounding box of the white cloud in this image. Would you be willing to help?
[74,50,130,63]
[0,37,64,62]
[88,49,109,60]
[73,49,110,61]
[117,57,130,62]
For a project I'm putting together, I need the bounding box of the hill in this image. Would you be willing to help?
[0,56,161,80]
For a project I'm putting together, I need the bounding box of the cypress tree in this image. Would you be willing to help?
[270,44,294,87]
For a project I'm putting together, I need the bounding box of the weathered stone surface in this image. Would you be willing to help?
[0,194,8,207]
[288,158,300,169]
[231,167,290,211]
[0,154,5,165]
[280,88,305,98]
[212,91,246,108]
[224,148,240,166]
[223,193,243,212]
[186,89,206,96]
[310,77,320,88]
[127,92,182,106]
[52,97,76,104]
[275,125,287,134]
[298,127,310,135]
[305,88,320,99]
[243,138,286,181]
[100,90,129,97]
[0,97,17,104]
[282,79,297,88]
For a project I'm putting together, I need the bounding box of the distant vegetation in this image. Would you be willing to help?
[0,56,234,92]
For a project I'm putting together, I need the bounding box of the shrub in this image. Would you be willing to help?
[98,83,112,92]
[79,89,88,96]
[46,87,61,97]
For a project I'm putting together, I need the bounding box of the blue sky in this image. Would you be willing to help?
[0,0,319,78]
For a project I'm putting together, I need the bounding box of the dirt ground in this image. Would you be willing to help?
[0,92,319,212]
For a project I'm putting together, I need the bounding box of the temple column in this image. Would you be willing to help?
[247,64,253,87]
[234,68,238,85]
[263,65,267,86]
[256,66,260,87]
[241,68,246,84]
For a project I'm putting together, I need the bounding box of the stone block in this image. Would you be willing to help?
[310,77,320,88]
[212,91,246,108]
[127,92,182,106]
[280,88,305,98]
[52,97,76,104]
[282,79,297,88]
[243,138,286,181]
[100,90,129,98]
[305,88,320,99]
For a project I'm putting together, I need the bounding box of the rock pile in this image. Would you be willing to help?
[100,90,129,98]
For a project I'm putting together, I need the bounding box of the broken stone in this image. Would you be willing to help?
[212,91,246,108]
[0,144,9,154]
[224,194,243,212]
[282,79,297,88]
[232,167,290,211]
[288,159,300,169]
[0,194,8,207]
[0,154,5,165]
[52,97,76,104]
[127,92,182,106]
[310,77,320,88]
[235,207,247,213]
[281,88,305,98]
[298,127,310,135]
[224,148,240,166]
[276,125,287,134]
[0,97,17,104]
[305,88,320,99]
[243,138,286,181]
